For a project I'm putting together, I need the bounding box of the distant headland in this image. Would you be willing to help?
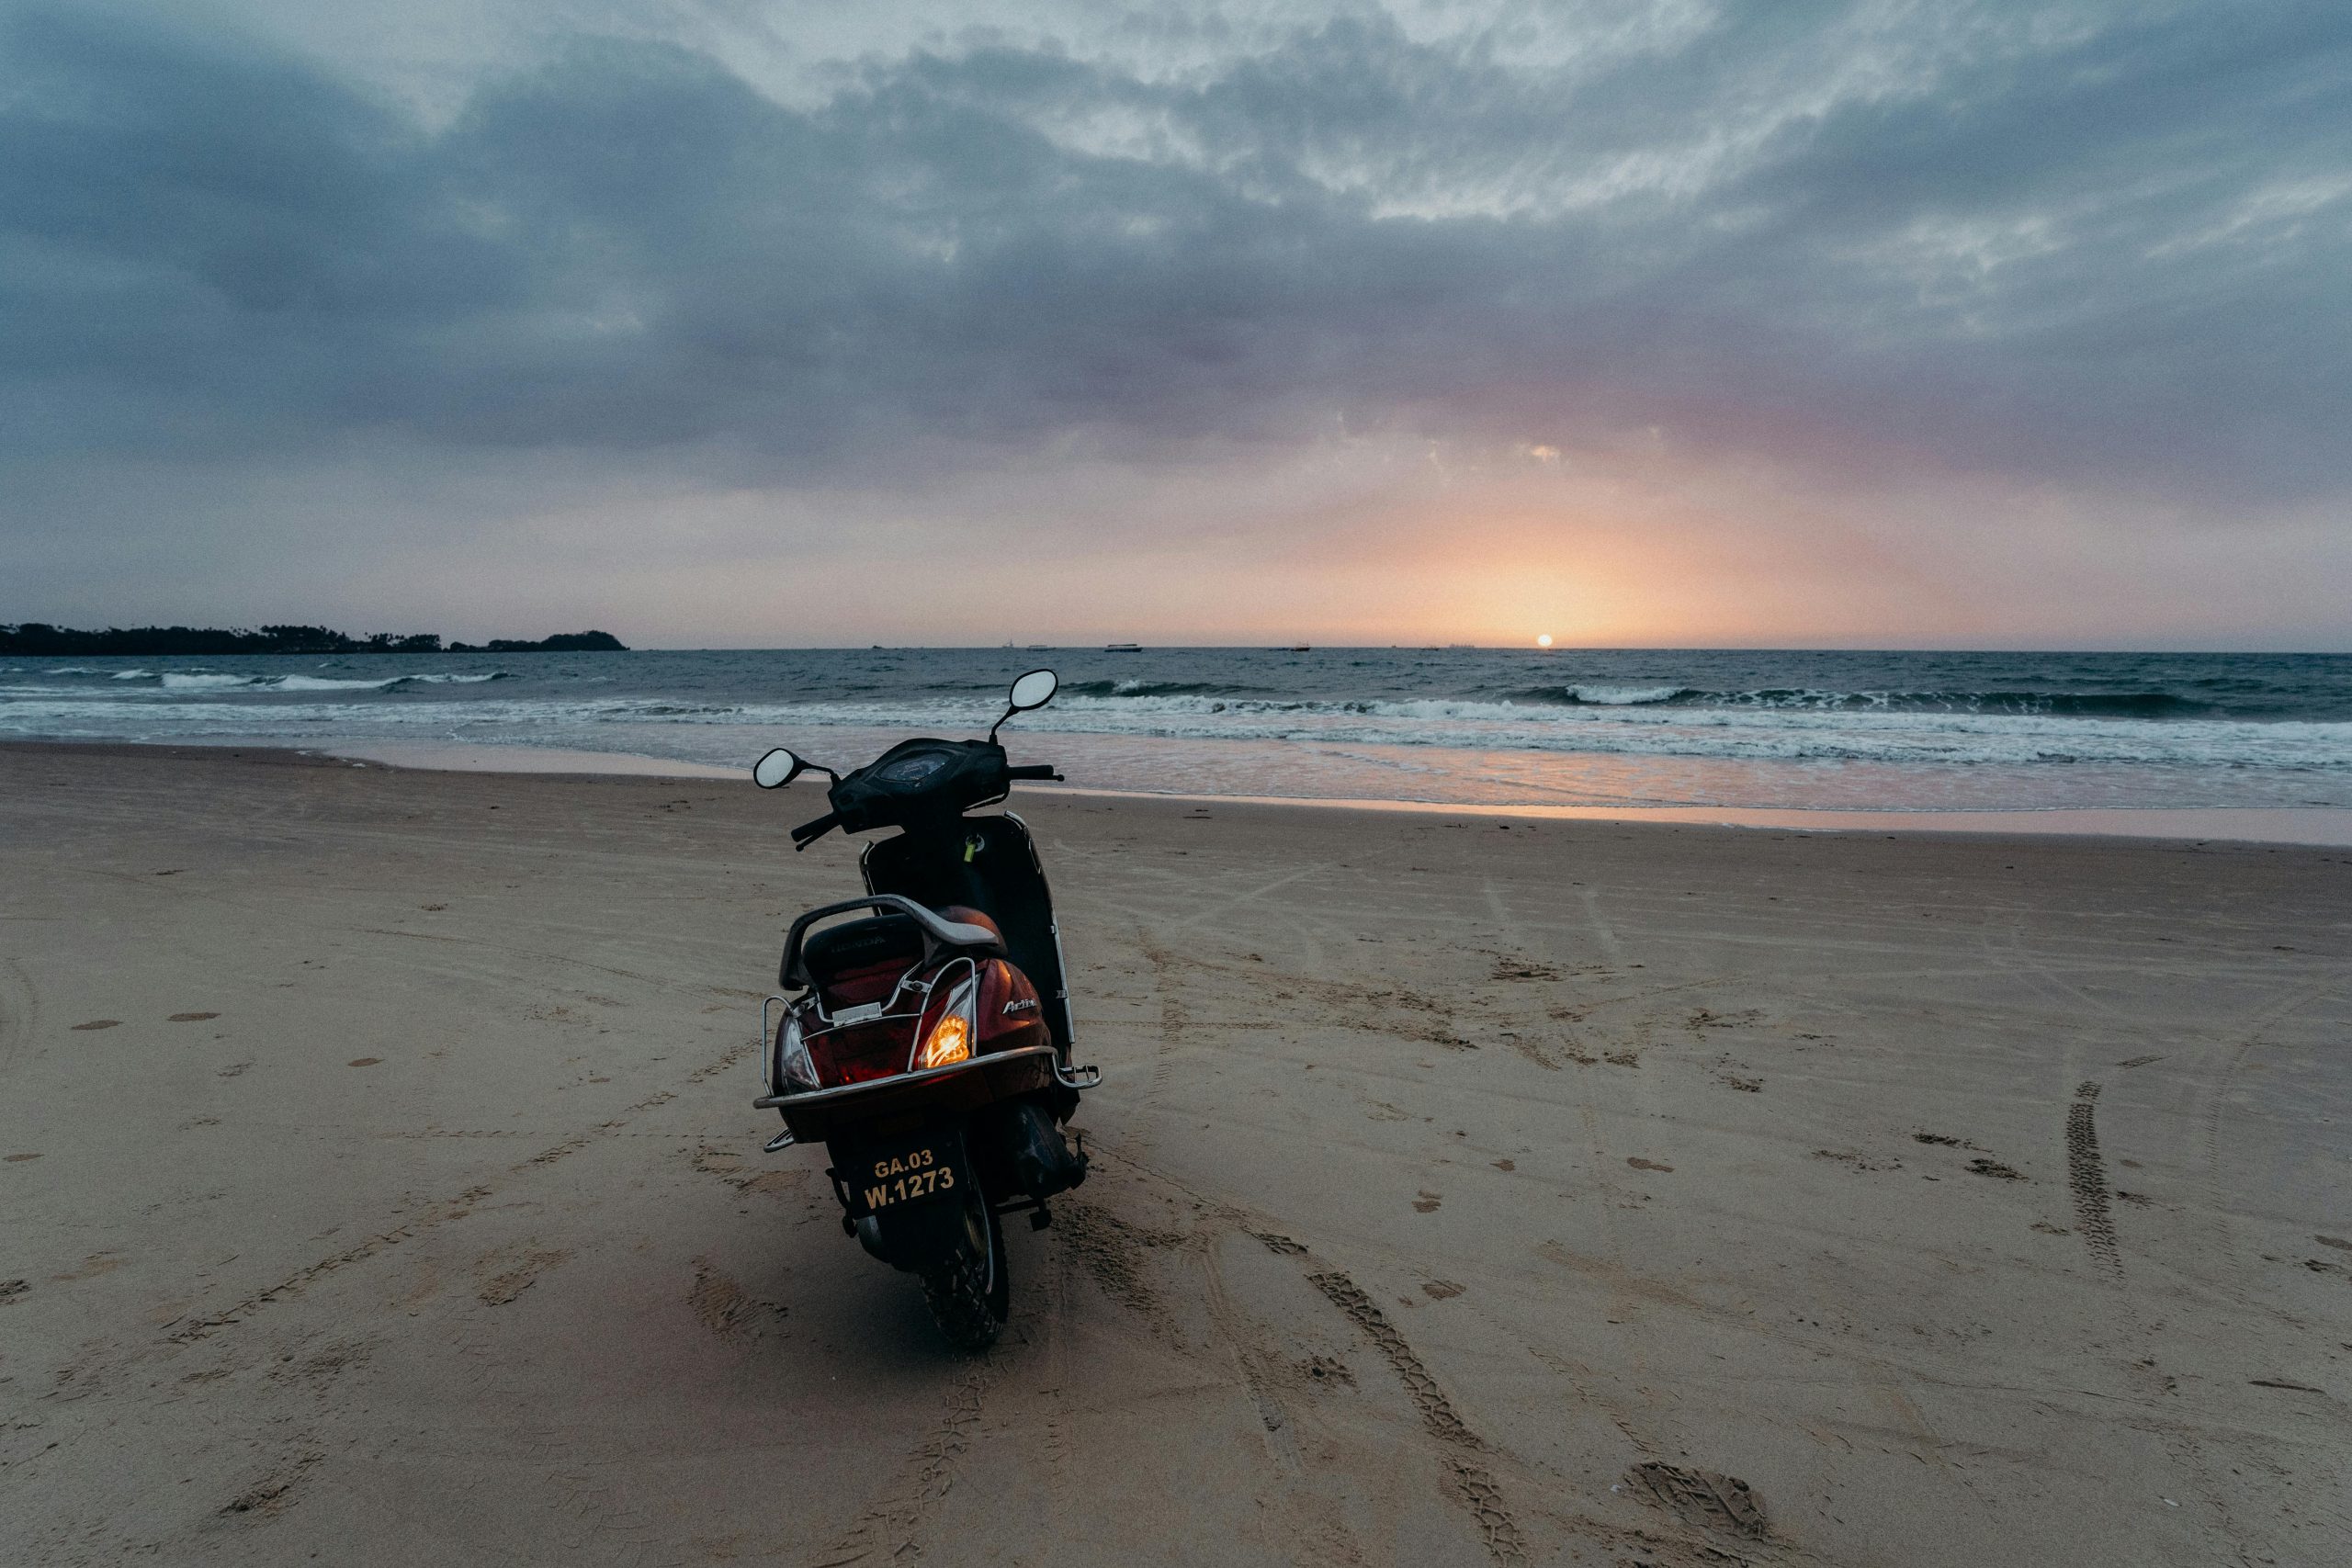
[0,623,627,656]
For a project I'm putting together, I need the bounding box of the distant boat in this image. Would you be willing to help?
[1104,642,1141,652]
[1277,645,1311,652]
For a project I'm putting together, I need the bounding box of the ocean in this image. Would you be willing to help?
[6,648,2352,822]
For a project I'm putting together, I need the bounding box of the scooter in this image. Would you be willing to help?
[748,670,1099,1349]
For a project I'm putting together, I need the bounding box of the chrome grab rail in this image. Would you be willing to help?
[779,893,1004,990]
[759,996,797,1150]
[753,1044,1105,1111]
[760,995,788,1098]
[753,1043,1057,1109]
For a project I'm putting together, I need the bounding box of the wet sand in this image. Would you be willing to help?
[2,741,2346,1566]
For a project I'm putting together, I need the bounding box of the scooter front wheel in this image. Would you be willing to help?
[920,1195,1010,1351]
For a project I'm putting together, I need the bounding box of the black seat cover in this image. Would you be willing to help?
[799,912,924,985]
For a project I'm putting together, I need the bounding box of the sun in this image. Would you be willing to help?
[1535,633,1554,649]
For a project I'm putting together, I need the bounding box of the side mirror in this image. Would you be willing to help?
[1008,669,1058,711]
[752,748,805,789]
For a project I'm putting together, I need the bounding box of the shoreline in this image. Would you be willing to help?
[10,735,2352,846]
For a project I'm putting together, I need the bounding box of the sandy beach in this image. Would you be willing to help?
[2,740,2346,1567]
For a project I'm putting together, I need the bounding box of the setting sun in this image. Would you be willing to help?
[1535,633,1554,648]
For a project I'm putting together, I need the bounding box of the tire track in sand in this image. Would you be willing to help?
[1306,1269,1527,1566]
[165,1075,684,1345]
[804,1361,991,1567]
[1135,926,1186,1107]
[0,957,38,1079]
[1091,1146,1517,1566]
[1042,1157,1374,1566]
[2066,1080,2121,1276]
[167,1185,496,1344]
[2195,977,2346,1271]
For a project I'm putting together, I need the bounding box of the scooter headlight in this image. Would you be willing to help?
[775,1009,821,1093]
[917,975,978,1070]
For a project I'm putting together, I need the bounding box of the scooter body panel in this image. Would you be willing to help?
[861,812,1076,1057]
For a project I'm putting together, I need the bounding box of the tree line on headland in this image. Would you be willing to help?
[0,624,628,656]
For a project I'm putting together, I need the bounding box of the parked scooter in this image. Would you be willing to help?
[749,670,1099,1348]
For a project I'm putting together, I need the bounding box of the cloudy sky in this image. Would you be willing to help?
[4,0,2347,648]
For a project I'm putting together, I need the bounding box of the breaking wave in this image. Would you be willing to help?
[1563,684,1691,705]
[153,671,509,693]
[1063,677,2228,719]
[1060,679,1271,698]
[1491,685,2216,716]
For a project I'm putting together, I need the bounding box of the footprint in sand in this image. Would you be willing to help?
[479,1249,571,1306]
[5,1153,40,1163]
[687,1259,788,1338]
[347,1057,381,1068]
[71,1021,121,1032]
[168,1012,220,1023]
[1624,1461,1770,1540]
[1413,1190,1442,1213]
[1626,1156,1675,1173]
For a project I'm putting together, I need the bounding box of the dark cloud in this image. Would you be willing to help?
[2,0,2347,502]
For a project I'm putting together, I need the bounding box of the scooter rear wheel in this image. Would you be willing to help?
[920,1196,1009,1351]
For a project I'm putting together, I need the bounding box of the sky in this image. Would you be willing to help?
[3,0,2348,649]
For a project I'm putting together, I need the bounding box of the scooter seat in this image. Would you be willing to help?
[801,913,925,989]
[799,906,1009,999]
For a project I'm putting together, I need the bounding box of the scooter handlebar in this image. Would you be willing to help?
[787,761,1054,849]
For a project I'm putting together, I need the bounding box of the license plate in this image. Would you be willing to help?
[843,1136,962,1216]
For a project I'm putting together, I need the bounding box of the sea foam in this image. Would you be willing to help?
[151,671,503,693]
[1565,684,1687,705]
[271,675,408,692]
